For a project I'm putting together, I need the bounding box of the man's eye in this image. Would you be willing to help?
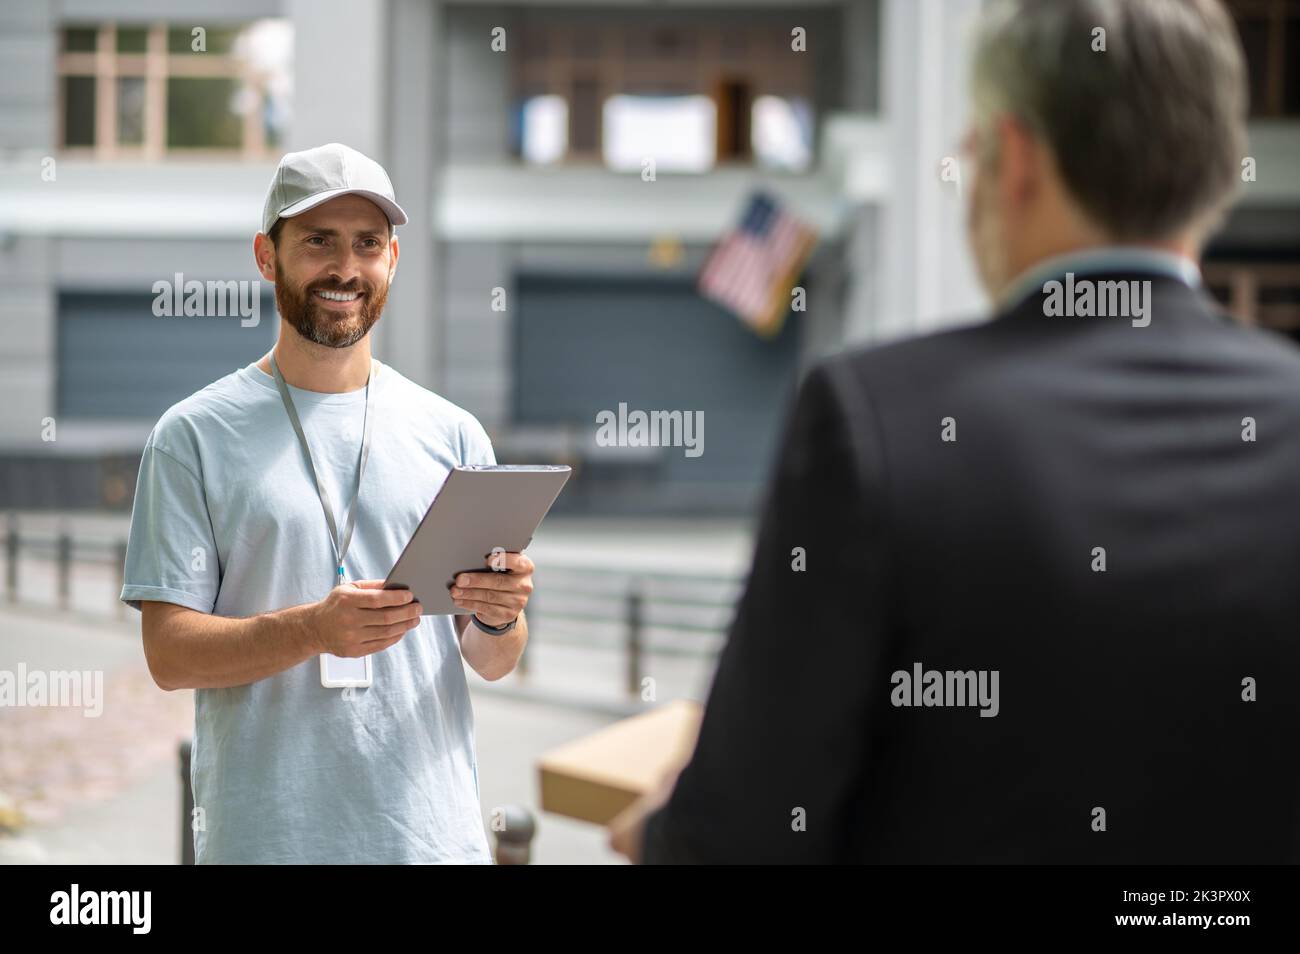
[306,236,326,245]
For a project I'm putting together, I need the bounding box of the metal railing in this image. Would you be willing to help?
[2,512,745,696]
[4,513,129,618]
[522,563,741,694]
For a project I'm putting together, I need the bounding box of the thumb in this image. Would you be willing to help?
[351,579,390,589]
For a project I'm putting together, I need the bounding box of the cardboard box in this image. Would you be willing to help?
[538,700,703,825]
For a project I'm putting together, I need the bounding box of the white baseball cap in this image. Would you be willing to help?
[261,142,408,236]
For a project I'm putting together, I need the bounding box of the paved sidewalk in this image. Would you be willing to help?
[0,605,640,864]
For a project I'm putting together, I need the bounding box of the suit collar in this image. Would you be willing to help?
[998,246,1202,314]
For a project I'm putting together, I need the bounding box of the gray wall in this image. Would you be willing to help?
[0,2,56,150]
[0,236,58,450]
[0,4,57,450]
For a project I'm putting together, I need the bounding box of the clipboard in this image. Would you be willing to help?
[383,464,571,615]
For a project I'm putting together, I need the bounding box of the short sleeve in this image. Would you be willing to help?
[119,435,221,614]
[459,416,497,467]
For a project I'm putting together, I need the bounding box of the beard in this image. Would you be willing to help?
[273,261,389,349]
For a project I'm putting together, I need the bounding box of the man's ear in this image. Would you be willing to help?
[387,234,400,285]
[997,115,1041,212]
[253,232,276,283]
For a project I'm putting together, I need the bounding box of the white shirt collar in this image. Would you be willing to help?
[998,246,1202,313]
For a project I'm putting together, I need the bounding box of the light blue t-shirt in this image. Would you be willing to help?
[120,357,495,864]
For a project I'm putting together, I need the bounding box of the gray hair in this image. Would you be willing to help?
[970,0,1248,240]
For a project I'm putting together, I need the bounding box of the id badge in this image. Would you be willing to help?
[320,566,373,688]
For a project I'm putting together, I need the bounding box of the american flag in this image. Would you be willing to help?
[698,191,818,337]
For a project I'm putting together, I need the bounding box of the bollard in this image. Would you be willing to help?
[57,533,72,612]
[625,584,643,697]
[180,740,194,865]
[5,515,16,604]
[492,805,536,865]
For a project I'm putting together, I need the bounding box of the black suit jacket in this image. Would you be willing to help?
[641,271,1300,863]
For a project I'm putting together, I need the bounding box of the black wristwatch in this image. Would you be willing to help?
[471,613,519,636]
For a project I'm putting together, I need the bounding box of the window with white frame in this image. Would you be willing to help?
[511,18,818,171]
[57,20,292,159]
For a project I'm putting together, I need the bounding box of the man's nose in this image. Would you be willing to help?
[324,246,365,286]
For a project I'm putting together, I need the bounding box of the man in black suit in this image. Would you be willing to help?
[609,0,1300,863]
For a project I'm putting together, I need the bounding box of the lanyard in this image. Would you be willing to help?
[270,356,378,588]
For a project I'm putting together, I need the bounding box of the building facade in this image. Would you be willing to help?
[2,0,1297,514]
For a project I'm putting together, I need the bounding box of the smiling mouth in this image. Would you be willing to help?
[313,289,364,304]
